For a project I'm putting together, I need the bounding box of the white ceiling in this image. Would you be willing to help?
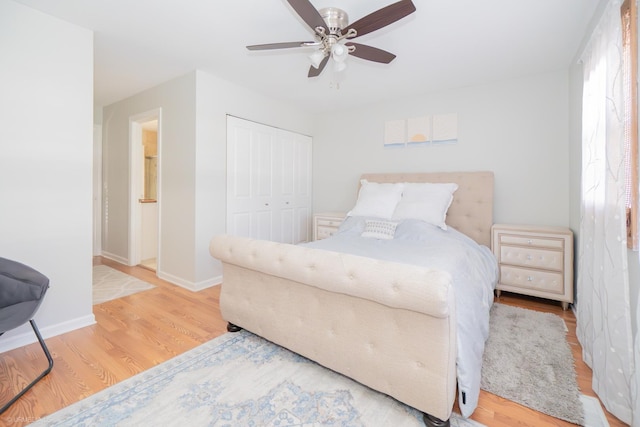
[15,0,602,113]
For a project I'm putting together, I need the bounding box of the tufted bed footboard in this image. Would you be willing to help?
[209,234,458,425]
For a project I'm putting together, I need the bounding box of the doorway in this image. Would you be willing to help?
[129,109,161,272]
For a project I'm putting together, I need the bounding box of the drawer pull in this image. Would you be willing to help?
[527,239,533,245]
[526,255,533,260]
[527,276,534,281]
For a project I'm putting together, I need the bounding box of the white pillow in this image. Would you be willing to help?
[392,182,459,230]
[361,219,399,240]
[347,180,404,219]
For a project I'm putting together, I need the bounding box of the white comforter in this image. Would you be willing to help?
[304,217,498,418]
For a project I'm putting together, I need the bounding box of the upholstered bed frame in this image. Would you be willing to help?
[359,172,494,246]
[209,171,494,426]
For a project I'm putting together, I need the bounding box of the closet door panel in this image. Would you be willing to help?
[230,212,251,238]
[295,136,312,198]
[227,116,311,243]
[280,208,294,244]
[227,123,253,236]
[292,133,312,243]
[280,135,295,197]
[295,206,311,243]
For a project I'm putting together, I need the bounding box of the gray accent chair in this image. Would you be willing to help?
[0,257,53,414]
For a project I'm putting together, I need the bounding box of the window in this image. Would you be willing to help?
[622,0,638,250]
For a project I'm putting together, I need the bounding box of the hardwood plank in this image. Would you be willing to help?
[0,259,628,426]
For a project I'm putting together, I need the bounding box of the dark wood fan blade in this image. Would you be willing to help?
[346,43,396,63]
[343,0,416,39]
[286,0,328,33]
[308,55,329,77]
[247,41,315,50]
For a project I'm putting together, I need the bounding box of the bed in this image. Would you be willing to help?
[209,171,498,426]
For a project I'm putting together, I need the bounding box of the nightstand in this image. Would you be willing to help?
[491,224,574,310]
[313,212,346,241]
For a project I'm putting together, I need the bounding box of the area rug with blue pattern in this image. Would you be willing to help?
[32,330,483,427]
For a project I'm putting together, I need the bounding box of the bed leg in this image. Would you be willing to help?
[226,322,242,332]
[422,413,450,427]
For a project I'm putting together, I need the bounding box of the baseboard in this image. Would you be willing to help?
[96,255,221,292]
[101,251,129,265]
[0,314,96,354]
[156,271,222,292]
[195,276,222,291]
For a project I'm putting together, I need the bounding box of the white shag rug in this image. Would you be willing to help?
[92,265,155,305]
[481,303,585,425]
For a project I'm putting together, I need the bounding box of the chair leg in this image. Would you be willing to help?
[0,320,54,414]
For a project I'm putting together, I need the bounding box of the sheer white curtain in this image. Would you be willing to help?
[634,296,640,426]
[577,0,635,424]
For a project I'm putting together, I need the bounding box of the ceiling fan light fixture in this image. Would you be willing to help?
[333,60,347,73]
[331,43,348,62]
[309,50,326,68]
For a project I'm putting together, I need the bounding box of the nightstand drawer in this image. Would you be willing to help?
[498,234,564,250]
[316,218,342,228]
[316,225,338,240]
[500,246,563,271]
[500,265,564,294]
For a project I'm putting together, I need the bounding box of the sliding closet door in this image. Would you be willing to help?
[226,116,312,244]
[276,128,312,243]
[227,117,275,241]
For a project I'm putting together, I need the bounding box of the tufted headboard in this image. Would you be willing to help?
[359,172,494,247]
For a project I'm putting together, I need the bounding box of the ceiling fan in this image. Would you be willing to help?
[246,0,416,77]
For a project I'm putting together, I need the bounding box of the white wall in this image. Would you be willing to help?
[0,0,95,351]
[102,72,197,286]
[101,70,314,290]
[313,70,571,228]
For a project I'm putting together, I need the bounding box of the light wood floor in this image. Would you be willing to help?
[0,257,628,426]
